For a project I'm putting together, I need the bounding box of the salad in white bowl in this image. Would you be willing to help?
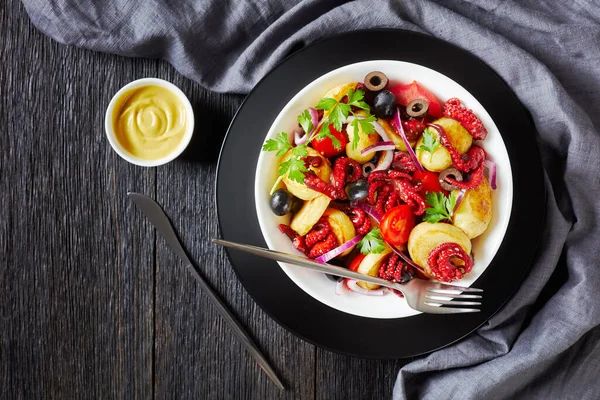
[255,61,512,319]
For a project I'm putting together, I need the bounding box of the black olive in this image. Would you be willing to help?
[373,90,397,119]
[325,274,343,282]
[270,188,293,216]
[439,167,463,191]
[362,162,376,178]
[345,179,368,201]
[289,196,303,214]
[406,99,429,118]
[364,71,389,92]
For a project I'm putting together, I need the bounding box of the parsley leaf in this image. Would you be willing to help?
[262,132,292,157]
[278,145,308,184]
[423,192,457,223]
[312,123,342,150]
[297,110,313,135]
[315,97,337,111]
[330,102,351,131]
[358,228,386,255]
[346,88,371,111]
[418,128,440,160]
[349,115,377,150]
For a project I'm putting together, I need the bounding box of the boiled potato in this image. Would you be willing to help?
[322,82,358,103]
[415,117,472,172]
[407,222,471,278]
[290,194,330,236]
[452,177,492,239]
[345,110,378,163]
[322,208,356,256]
[281,147,331,201]
[356,246,393,290]
[376,118,416,152]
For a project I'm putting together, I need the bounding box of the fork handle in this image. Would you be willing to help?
[212,239,404,292]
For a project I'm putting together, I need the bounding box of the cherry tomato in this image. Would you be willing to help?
[389,81,442,118]
[380,205,415,246]
[348,254,366,272]
[413,170,446,194]
[311,124,348,158]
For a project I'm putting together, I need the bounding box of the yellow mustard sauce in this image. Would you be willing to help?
[112,85,187,160]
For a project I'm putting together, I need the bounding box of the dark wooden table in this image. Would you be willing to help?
[1,1,411,398]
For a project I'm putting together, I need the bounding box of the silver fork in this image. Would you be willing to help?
[212,239,482,314]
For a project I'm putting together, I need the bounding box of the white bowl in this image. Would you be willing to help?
[255,60,513,319]
[105,78,195,167]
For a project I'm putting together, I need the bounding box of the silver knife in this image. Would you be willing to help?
[128,192,284,391]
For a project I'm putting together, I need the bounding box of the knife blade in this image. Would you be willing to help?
[128,192,284,390]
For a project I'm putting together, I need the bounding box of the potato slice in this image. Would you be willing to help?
[281,147,331,201]
[452,177,492,239]
[356,246,393,290]
[290,194,330,236]
[345,114,378,164]
[407,222,471,278]
[322,82,358,102]
[322,208,356,256]
[415,117,472,172]
[376,118,416,152]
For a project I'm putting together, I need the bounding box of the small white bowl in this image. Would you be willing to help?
[255,60,513,319]
[105,78,195,167]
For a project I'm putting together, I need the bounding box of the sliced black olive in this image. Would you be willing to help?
[373,90,397,119]
[362,162,376,178]
[439,167,463,191]
[345,179,369,201]
[364,71,389,92]
[270,188,293,216]
[406,99,429,118]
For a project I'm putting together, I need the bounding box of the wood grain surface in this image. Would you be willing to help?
[0,1,412,398]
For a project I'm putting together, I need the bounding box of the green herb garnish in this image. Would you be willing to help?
[422,191,457,223]
[297,109,314,135]
[418,128,440,162]
[262,132,293,157]
[358,228,386,255]
[262,89,378,183]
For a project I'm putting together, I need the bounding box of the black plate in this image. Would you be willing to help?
[216,29,545,359]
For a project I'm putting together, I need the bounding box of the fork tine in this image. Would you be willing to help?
[426,294,482,300]
[427,288,483,296]
[424,300,481,306]
[429,283,483,292]
[418,304,480,314]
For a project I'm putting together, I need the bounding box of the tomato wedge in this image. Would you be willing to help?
[413,170,446,194]
[311,124,348,158]
[390,81,442,118]
[348,253,366,271]
[380,205,415,246]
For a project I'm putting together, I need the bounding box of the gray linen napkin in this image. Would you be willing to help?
[22,0,600,398]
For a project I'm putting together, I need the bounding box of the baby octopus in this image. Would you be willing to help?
[367,170,425,216]
[279,219,337,259]
[427,242,473,282]
[427,123,487,190]
[304,157,361,200]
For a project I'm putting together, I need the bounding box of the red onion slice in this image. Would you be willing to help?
[452,189,467,216]
[360,141,395,155]
[390,244,426,273]
[294,129,308,146]
[314,235,363,263]
[335,279,347,295]
[393,107,424,172]
[351,201,382,223]
[484,159,497,190]
[346,279,387,296]
[346,117,394,172]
